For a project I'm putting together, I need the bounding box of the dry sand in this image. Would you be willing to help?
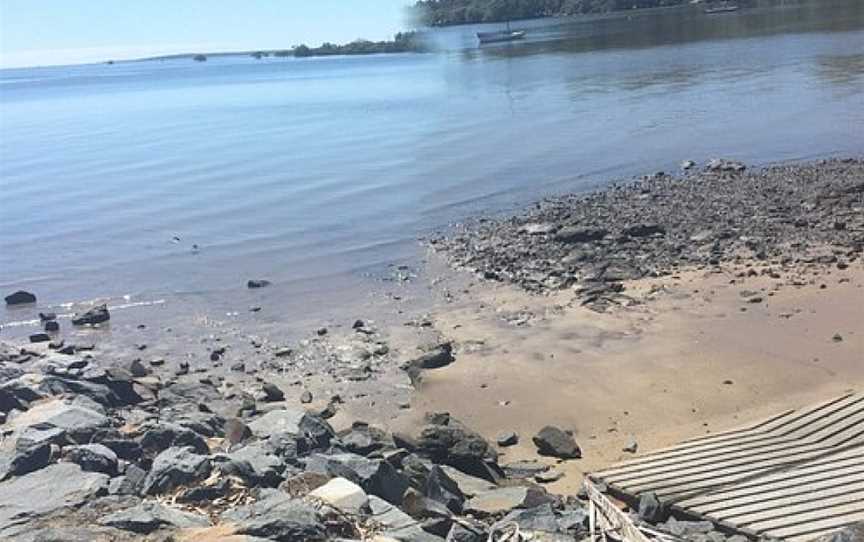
[389,258,864,494]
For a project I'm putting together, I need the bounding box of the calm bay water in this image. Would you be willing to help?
[1,0,863,325]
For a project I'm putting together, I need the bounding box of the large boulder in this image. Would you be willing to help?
[142,446,211,495]
[0,463,110,538]
[71,304,110,326]
[423,466,465,514]
[532,426,581,459]
[221,490,329,541]
[62,443,118,475]
[338,422,393,456]
[367,495,444,542]
[415,414,500,482]
[0,443,51,481]
[99,500,210,533]
[139,422,210,456]
[308,477,369,515]
[5,291,36,305]
[225,442,287,486]
[464,487,552,517]
[247,409,334,453]
[305,452,409,505]
[7,398,109,444]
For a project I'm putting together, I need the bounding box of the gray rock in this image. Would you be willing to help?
[247,279,272,289]
[222,490,328,541]
[554,227,608,244]
[308,477,369,515]
[622,435,638,454]
[139,422,210,456]
[532,426,581,459]
[108,464,147,495]
[503,503,560,533]
[5,290,36,305]
[7,398,109,444]
[339,422,392,456]
[142,446,211,495]
[496,431,519,447]
[99,500,210,533]
[816,523,864,542]
[62,443,118,475]
[305,452,408,505]
[71,304,110,326]
[639,491,666,523]
[415,415,499,482]
[464,487,551,517]
[262,382,285,402]
[247,408,334,452]
[227,442,286,486]
[0,463,109,538]
[0,443,51,481]
[446,521,487,542]
[437,465,496,498]
[535,469,564,484]
[368,495,444,541]
[423,465,465,514]
[300,390,313,404]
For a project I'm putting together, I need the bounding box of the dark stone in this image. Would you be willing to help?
[447,521,487,542]
[141,446,212,495]
[108,464,147,495]
[339,422,392,456]
[305,452,409,506]
[533,426,581,459]
[224,417,253,446]
[423,465,465,514]
[43,321,60,333]
[71,304,110,326]
[29,333,50,343]
[638,491,667,523]
[623,224,666,238]
[503,503,561,533]
[817,522,864,542]
[247,279,272,289]
[0,443,51,481]
[139,422,210,456]
[99,500,210,533]
[554,227,608,244]
[262,382,285,402]
[5,290,36,305]
[62,443,118,475]
[128,359,151,377]
[101,438,143,461]
[496,431,519,447]
[39,312,57,321]
[300,390,313,404]
[0,463,109,539]
[221,490,328,541]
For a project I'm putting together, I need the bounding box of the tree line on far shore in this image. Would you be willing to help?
[411,0,691,26]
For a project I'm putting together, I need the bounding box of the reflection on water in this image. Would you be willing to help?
[0,0,862,319]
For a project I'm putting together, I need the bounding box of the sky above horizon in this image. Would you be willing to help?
[0,1,415,69]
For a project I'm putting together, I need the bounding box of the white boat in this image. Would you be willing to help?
[477,29,526,44]
[704,3,739,13]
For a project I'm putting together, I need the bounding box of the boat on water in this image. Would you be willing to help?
[477,21,526,44]
[704,3,739,14]
[477,30,526,44]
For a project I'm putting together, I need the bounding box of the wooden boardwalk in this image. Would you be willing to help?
[591,392,864,541]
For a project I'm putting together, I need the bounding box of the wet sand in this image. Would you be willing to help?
[396,259,863,493]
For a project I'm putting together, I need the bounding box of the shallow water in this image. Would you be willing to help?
[1,0,862,326]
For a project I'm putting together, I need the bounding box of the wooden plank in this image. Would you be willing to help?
[590,392,864,541]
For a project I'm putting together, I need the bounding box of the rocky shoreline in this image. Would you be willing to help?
[432,158,864,311]
[1,157,862,542]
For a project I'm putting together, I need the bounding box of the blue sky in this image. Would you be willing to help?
[0,0,415,68]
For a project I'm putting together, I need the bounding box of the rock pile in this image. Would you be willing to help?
[0,341,592,541]
[433,158,864,311]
